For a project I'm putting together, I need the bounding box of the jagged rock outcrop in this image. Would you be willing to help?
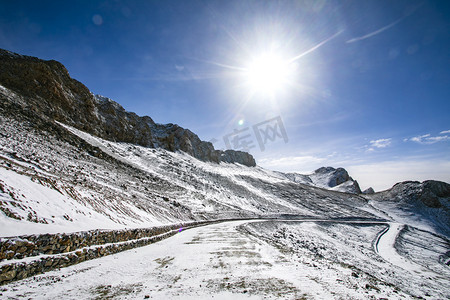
[330,180,362,194]
[94,95,156,147]
[218,150,256,167]
[421,180,450,208]
[0,49,255,166]
[0,49,99,132]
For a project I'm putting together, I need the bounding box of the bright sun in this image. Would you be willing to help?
[244,53,292,94]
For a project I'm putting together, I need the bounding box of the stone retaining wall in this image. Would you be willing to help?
[0,220,221,285]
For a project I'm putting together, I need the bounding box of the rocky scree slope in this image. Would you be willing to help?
[0,49,254,167]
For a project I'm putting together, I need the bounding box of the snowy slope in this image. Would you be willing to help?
[364,181,450,237]
[1,111,448,240]
[1,48,449,299]
[0,110,379,236]
[2,48,446,239]
[243,220,450,299]
[3,220,448,299]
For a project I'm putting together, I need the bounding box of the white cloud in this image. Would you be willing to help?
[427,136,450,143]
[440,129,450,135]
[369,138,392,148]
[365,138,392,152]
[407,133,450,144]
[258,155,325,173]
[410,133,430,143]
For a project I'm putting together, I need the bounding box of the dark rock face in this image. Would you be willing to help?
[219,150,256,167]
[385,180,450,209]
[94,95,156,147]
[0,49,98,132]
[0,49,255,166]
[149,120,220,163]
[346,180,362,194]
[420,180,450,208]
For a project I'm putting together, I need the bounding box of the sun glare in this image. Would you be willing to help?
[245,53,292,95]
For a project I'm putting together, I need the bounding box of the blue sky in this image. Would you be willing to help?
[1,0,449,191]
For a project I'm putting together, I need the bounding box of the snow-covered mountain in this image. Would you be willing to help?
[0,48,448,239]
[1,48,449,299]
[0,112,375,236]
[0,48,370,234]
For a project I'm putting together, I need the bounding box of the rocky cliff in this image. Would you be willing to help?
[0,49,255,167]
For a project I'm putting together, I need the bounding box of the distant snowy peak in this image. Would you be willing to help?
[283,166,363,194]
[310,167,352,188]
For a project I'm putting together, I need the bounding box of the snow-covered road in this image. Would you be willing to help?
[2,220,324,299]
[374,222,433,274]
[1,220,432,299]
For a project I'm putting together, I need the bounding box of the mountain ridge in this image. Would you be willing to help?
[0,48,255,167]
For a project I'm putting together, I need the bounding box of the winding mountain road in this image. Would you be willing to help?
[373,222,432,274]
[1,219,423,299]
